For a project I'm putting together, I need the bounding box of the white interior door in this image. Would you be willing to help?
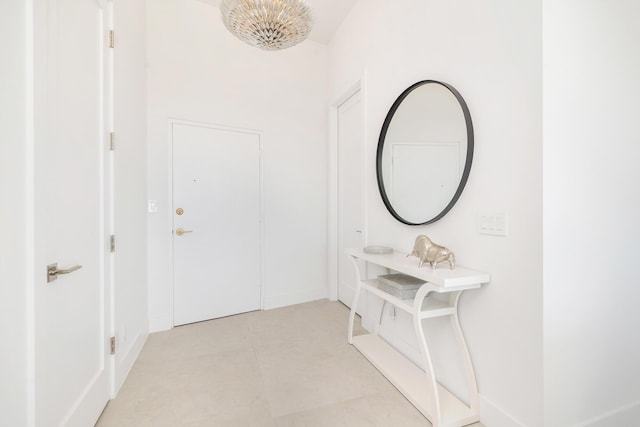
[34,0,111,425]
[338,90,364,308]
[172,123,261,326]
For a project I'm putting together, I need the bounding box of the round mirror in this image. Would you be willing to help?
[376,80,474,225]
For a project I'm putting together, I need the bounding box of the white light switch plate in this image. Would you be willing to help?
[148,200,159,213]
[478,212,507,236]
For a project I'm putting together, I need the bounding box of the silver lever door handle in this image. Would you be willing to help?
[47,263,82,283]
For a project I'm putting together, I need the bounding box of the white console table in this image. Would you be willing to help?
[346,248,490,427]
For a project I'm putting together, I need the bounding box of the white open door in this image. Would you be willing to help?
[172,123,261,326]
[337,90,364,308]
[33,0,111,425]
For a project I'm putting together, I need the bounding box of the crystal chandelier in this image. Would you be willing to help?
[220,0,314,51]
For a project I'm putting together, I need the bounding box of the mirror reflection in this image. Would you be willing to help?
[377,81,473,225]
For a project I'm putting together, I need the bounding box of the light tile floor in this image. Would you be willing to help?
[96,299,483,427]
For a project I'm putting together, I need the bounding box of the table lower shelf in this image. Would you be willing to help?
[361,279,457,319]
[352,334,479,427]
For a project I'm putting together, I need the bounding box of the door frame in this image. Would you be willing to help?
[105,0,116,398]
[328,76,368,302]
[167,118,265,325]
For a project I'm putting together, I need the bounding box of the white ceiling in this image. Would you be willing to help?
[195,0,358,44]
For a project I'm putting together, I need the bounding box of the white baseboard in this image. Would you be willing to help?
[479,394,526,427]
[112,325,148,398]
[148,313,173,333]
[576,399,640,427]
[148,288,328,332]
[263,287,328,310]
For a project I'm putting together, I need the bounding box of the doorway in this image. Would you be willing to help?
[337,89,365,308]
[171,123,262,326]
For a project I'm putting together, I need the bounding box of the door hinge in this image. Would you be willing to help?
[110,235,116,253]
[108,132,115,151]
[108,30,115,48]
[110,336,116,355]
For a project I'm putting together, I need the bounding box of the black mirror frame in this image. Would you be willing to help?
[376,80,474,226]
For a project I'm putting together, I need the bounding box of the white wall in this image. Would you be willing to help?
[543,1,640,425]
[328,1,542,426]
[112,0,149,394]
[146,0,329,331]
[0,1,30,425]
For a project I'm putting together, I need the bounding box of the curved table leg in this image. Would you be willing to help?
[412,284,442,426]
[347,254,363,344]
[449,291,479,413]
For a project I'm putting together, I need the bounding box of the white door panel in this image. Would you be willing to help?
[172,124,261,326]
[338,91,364,308]
[34,0,110,425]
